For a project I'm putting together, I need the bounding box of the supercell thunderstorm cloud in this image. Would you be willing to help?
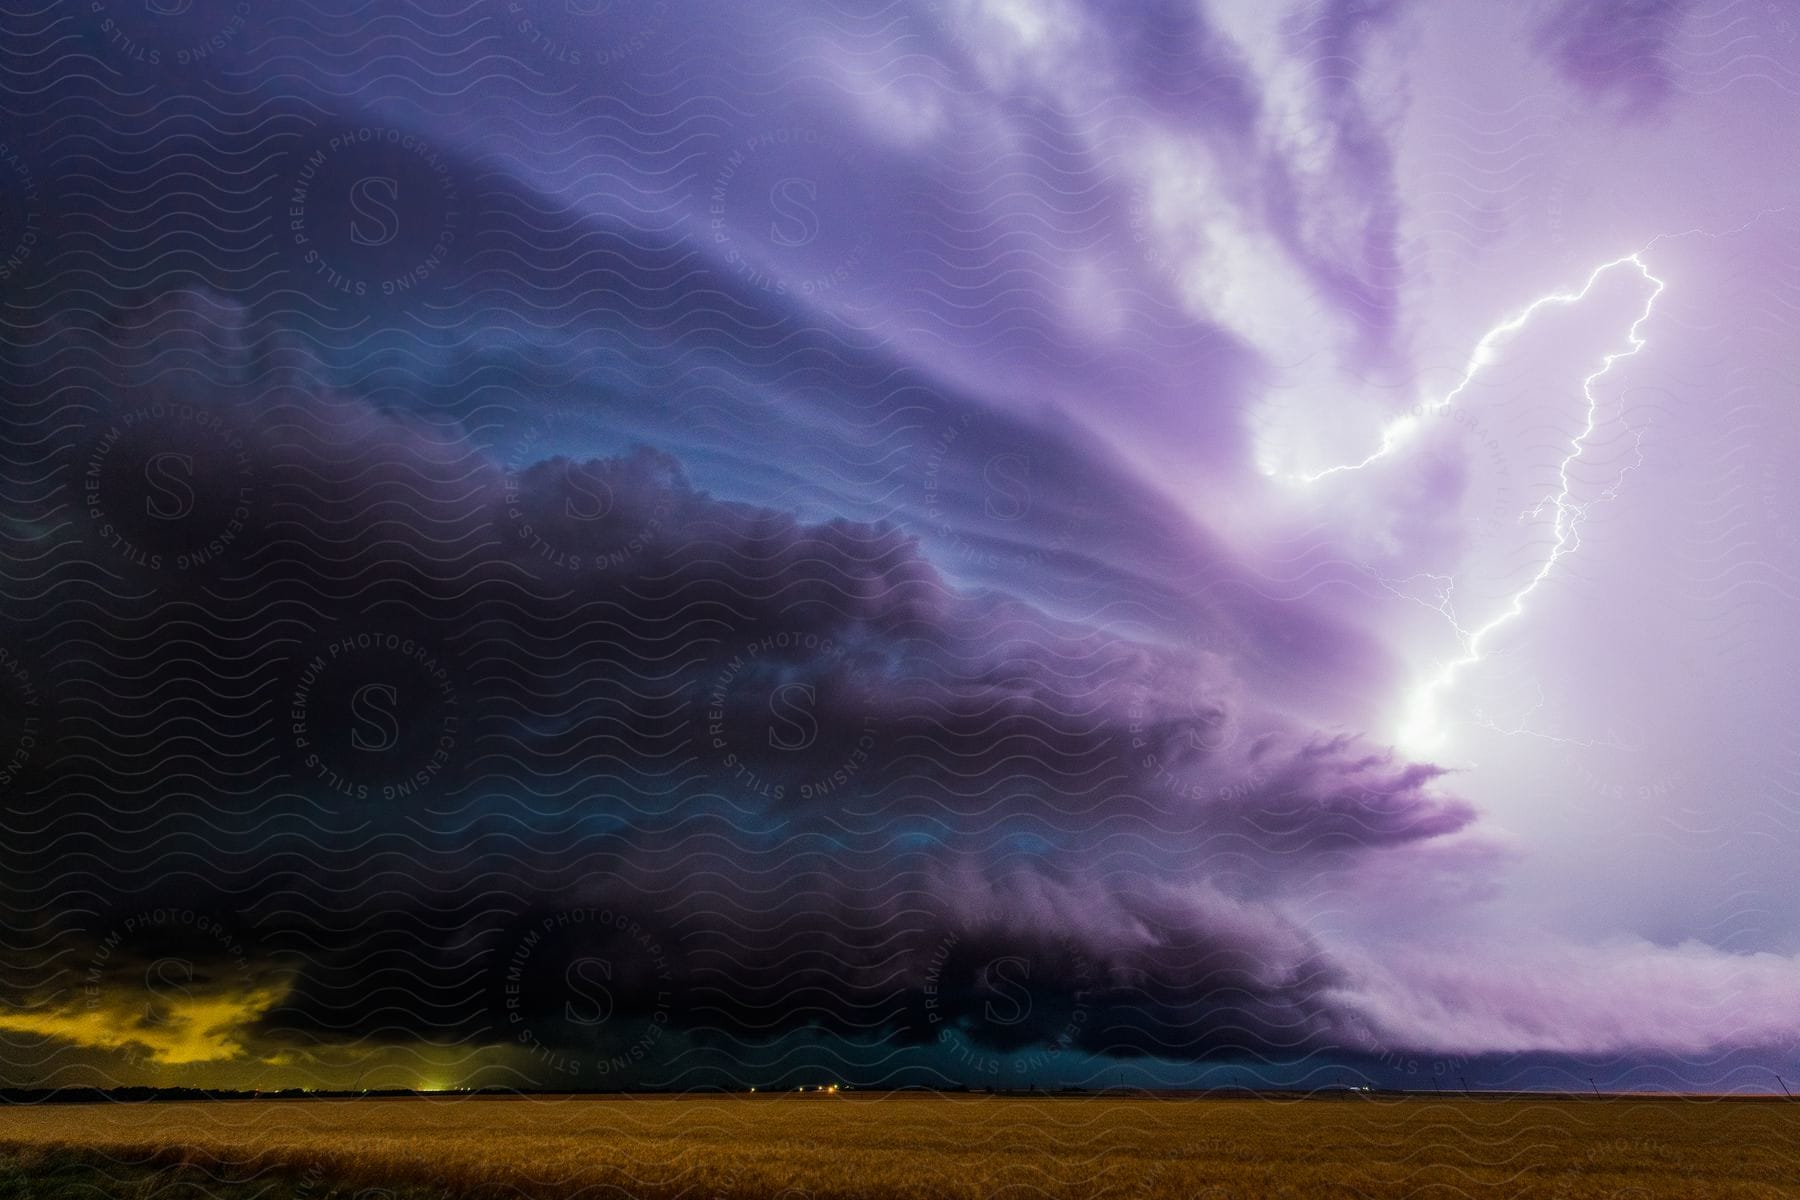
[2,0,1800,1095]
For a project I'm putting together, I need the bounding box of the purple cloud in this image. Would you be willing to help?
[1535,0,1691,114]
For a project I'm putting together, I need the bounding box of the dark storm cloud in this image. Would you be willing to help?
[0,290,1474,1084]
[1534,0,1691,114]
[0,0,1421,582]
[1273,0,1410,350]
[0,0,1793,1097]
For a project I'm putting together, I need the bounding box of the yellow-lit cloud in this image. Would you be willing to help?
[0,981,290,1066]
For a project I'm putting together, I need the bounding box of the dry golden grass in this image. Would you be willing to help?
[0,1094,1795,1199]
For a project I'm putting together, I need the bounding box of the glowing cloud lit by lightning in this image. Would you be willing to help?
[1284,253,1667,756]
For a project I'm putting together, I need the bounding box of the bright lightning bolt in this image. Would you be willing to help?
[1395,253,1662,755]
[1279,203,1795,757]
[1291,254,1656,486]
[1285,252,1666,756]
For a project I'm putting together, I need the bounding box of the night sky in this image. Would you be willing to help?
[2,0,1799,1094]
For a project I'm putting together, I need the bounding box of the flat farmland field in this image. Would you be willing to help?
[0,1094,1795,1199]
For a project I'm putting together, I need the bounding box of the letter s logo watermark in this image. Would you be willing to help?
[768,177,821,248]
[349,682,401,752]
[143,452,195,520]
[561,461,614,522]
[766,682,818,751]
[349,176,401,248]
[564,956,615,1026]
[982,453,1032,522]
[144,956,197,1002]
[980,956,1033,1026]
